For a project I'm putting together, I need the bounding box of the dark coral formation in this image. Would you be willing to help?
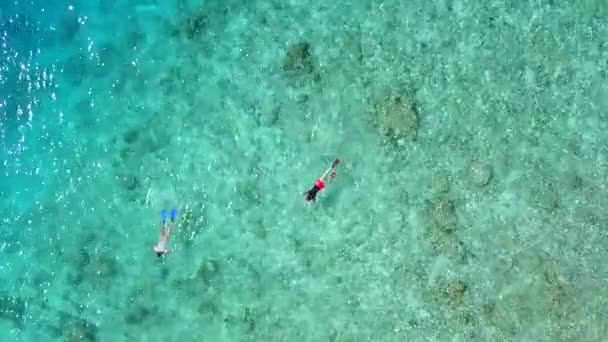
[196,260,220,286]
[124,304,158,325]
[67,232,122,289]
[120,175,140,191]
[180,8,209,40]
[58,310,98,342]
[283,41,315,75]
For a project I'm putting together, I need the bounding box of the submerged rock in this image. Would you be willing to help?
[467,161,493,187]
[196,260,220,285]
[445,280,468,303]
[427,222,454,252]
[283,41,315,75]
[373,93,418,144]
[528,184,560,211]
[430,197,457,232]
[431,174,450,194]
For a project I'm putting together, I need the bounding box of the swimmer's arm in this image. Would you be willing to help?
[321,159,340,180]
[320,163,337,181]
[320,167,332,181]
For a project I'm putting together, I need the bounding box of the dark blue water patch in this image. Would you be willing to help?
[0,102,83,217]
[0,64,54,133]
[0,12,49,51]
[0,5,70,139]
[0,291,27,329]
[0,3,98,155]
[58,47,123,88]
[0,9,74,52]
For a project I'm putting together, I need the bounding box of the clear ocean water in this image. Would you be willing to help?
[1,0,607,341]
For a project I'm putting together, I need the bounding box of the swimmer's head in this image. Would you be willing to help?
[153,244,165,257]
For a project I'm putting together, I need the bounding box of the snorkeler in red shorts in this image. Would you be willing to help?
[304,158,340,202]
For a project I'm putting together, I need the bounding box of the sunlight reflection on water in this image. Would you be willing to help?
[0,3,97,213]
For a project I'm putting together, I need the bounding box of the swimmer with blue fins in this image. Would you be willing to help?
[153,206,177,257]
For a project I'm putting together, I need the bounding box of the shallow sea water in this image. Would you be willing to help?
[1,0,608,341]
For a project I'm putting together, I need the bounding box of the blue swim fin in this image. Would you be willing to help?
[170,206,178,222]
[161,208,168,224]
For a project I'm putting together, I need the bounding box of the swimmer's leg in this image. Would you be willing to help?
[170,206,178,222]
[161,208,168,224]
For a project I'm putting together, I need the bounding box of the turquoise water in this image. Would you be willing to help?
[1,0,608,340]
